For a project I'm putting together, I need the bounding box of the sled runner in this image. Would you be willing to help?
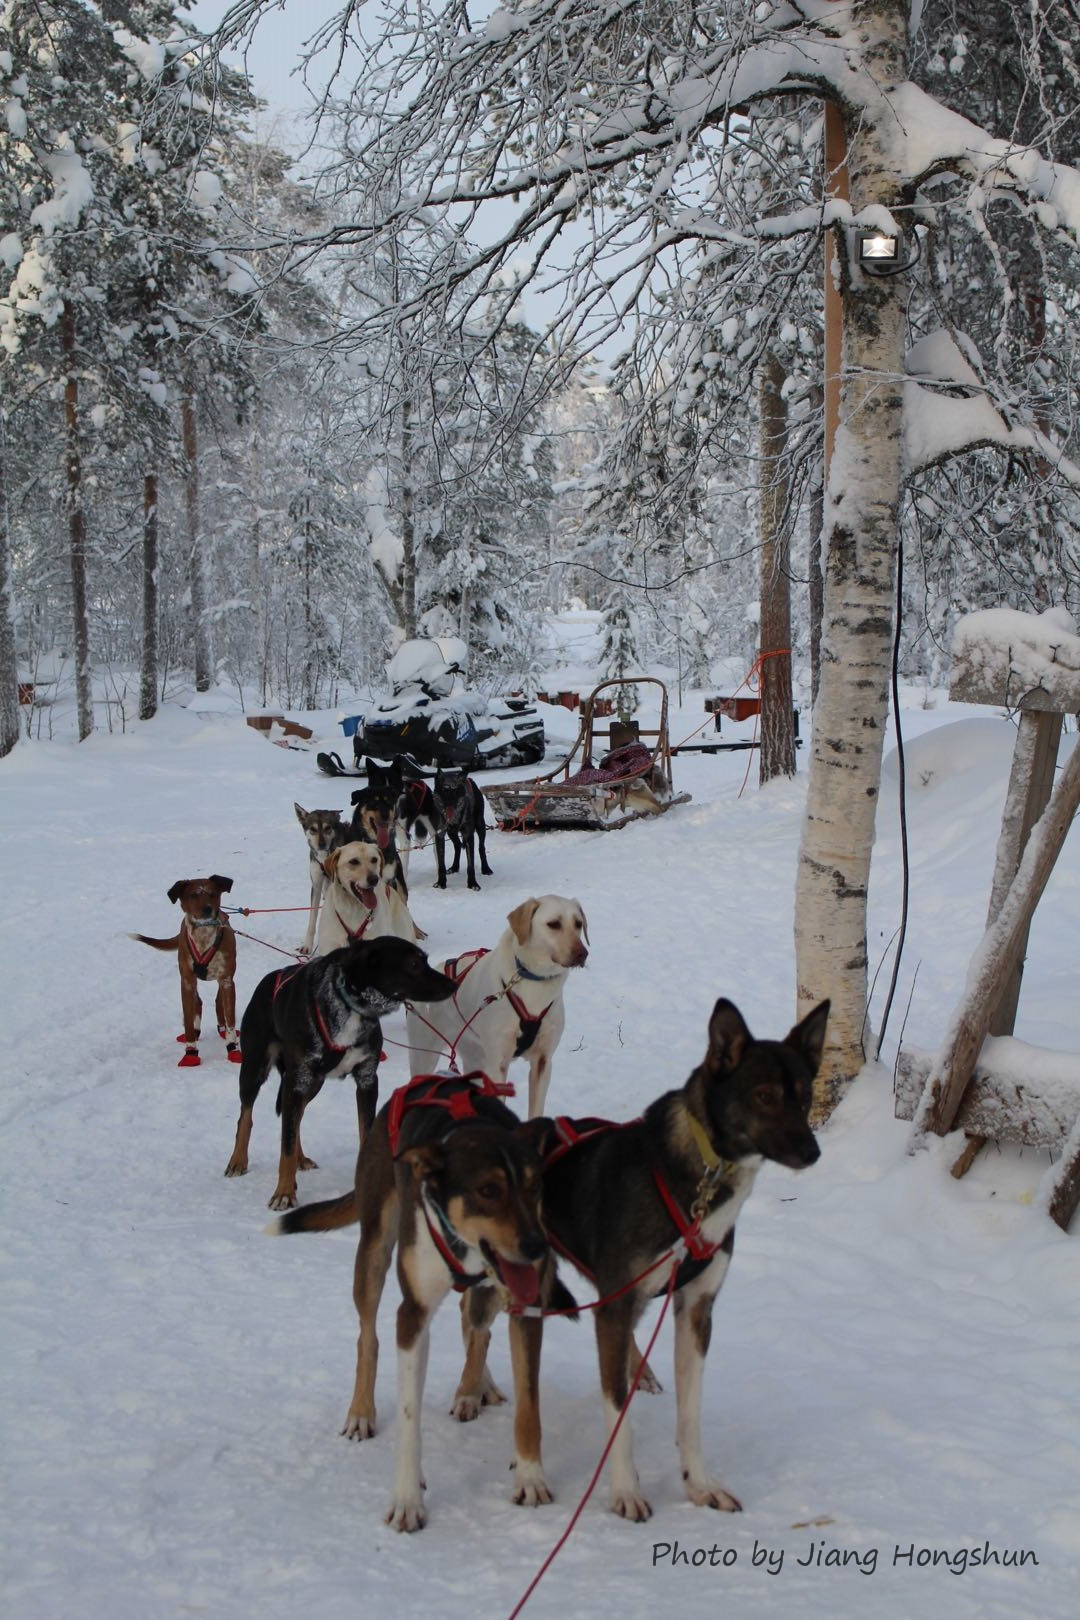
[484,678,691,832]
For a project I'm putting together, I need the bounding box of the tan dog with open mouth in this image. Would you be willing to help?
[130,875,239,1066]
[316,841,423,954]
[405,896,588,1117]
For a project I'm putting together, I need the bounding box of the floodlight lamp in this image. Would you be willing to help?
[850,225,912,276]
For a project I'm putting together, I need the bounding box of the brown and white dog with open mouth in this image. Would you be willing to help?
[130,875,240,1066]
[275,1071,576,1530]
[316,841,423,955]
[405,895,588,1117]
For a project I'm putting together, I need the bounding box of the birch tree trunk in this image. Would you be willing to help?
[795,0,910,1118]
[182,386,213,692]
[0,421,19,757]
[758,349,796,783]
[62,304,94,742]
[139,471,159,721]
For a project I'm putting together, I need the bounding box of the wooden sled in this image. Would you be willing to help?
[485,678,691,832]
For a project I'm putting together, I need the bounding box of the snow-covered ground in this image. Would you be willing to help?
[3,632,1079,1620]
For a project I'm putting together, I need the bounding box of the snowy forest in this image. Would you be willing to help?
[2,0,1078,757]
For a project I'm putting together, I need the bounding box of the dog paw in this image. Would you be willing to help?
[684,1477,742,1512]
[480,1376,507,1408]
[267,1189,297,1211]
[468,880,481,891]
[342,1411,376,1440]
[295,945,312,958]
[297,1153,318,1171]
[511,1462,553,1507]
[450,1393,482,1422]
[385,1492,426,1533]
[611,1488,653,1522]
[634,1361,663,1396]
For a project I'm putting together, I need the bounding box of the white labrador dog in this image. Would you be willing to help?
[316,841,423,954]
[405,895,588,1117]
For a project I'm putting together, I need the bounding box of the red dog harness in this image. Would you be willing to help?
[542,1115,726,1281]
[386,1070,516,1157]
[443,948,556,1054]
[271,962,383,1061]
[185,918,226,980]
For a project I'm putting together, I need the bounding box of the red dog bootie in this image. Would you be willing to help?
[226,1043,242,1064]
[178,1050,201,1068]
[176,1032,201,1043]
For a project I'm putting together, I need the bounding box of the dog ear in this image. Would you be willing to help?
[167,881,187,904]
[210,875,233,894]
[396,1142,446,1182]
[515,1116,558,1164]
[324,848,342,878]
[506,898,541,945]
[575,903,590,945]
[704,999,753,1076]
[350,788,365,805]
[784,1000,830,1076]
[294,803,308,825]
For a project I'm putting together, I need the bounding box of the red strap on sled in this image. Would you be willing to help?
[387,1070,516,1156]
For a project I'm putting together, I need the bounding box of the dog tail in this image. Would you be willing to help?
[129,932,181,951]
[548,1273,580,1320]
[271,1190,358,1235]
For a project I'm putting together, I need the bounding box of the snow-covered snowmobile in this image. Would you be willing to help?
[319,638,545,775]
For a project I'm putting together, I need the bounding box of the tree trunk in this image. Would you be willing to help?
[139,471,159,721]
[399,396,418,639]
[62,305,94,742]
[794,0,910,1119]
[808,388,825,709]
[182,386,213,692]
[0,420,20,757]
[758,350,796,783]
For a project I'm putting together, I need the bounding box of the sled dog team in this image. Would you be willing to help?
[132,755,828,1533]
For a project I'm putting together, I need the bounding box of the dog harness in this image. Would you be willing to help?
[542,1114,738,1288]
[334,883,387,943]
[271,963,382,1061]
[185,917,226,980]
[387,1071,518,1291]
[442,948,557,1057]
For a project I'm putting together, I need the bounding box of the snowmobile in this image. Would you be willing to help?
[318,637,546,776]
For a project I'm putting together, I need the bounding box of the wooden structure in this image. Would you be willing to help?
[896,610,1080,1229]
[484,677,691,832]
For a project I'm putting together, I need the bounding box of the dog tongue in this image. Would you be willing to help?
[376,827,390,850]
[495,1256,541,1307]
[354,886,376,909]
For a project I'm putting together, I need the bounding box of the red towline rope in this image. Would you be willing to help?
[505,1261,680,1620]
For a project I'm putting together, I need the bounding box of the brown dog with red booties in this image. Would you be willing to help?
[130,875,239,1067]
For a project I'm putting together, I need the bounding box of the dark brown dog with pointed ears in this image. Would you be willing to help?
[294,804,348,957]
[130,875,239,1067]
[276,1071,576,1531]
[461,995,829,1522]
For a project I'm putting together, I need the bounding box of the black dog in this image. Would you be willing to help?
[461,995,828,1521]
[351,758,410,896]
[432,768,492,890]
[223,936,455,1210]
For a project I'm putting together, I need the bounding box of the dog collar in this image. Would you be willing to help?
[513,956,563,983]
[685,1111,741,1185]
[188,913,226,927]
